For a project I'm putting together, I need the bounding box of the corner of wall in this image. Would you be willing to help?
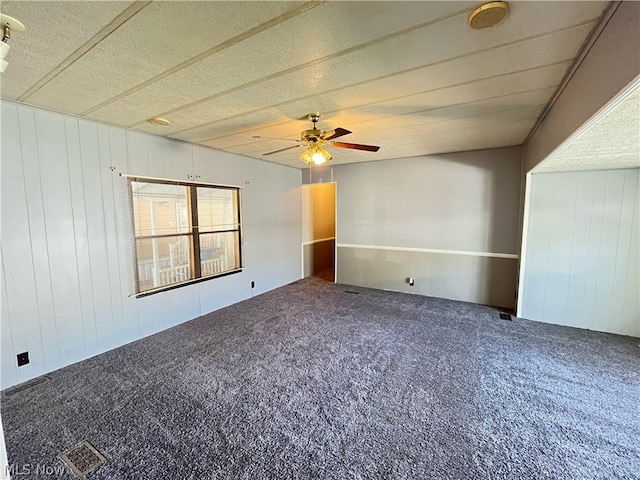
[524,1,640,173]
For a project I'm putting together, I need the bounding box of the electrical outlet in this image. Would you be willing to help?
[408,277,414,286]
[17,351,29,367]
[251,281,255,289]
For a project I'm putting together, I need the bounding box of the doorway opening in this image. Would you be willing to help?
[301,182,336,282]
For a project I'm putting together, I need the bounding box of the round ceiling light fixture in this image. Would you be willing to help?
[468,1,509,29]
[149,117,171,126]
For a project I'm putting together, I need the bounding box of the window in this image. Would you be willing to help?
[126,177,242,295]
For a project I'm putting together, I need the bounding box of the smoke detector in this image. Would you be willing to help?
[468,2,509,29]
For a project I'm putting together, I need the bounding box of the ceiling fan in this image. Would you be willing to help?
[259,113,380,165]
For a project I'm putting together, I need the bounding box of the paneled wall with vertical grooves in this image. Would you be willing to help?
[519,169,639,336]
[1,101,302,390]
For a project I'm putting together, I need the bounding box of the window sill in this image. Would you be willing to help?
[131,268,243,298]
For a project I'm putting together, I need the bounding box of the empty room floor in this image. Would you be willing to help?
[2,278,639,479]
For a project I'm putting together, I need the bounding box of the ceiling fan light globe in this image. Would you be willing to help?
[300,145,332,165]
[300,148,313,165]
[0,41,9,60]
[312,151,329,164]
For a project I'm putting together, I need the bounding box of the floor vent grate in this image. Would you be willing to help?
[4,376,51,396]
[60,441,106,477]
[499,313,512,321]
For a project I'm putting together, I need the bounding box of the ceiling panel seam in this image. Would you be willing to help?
[80,1,325,117]
[146,19,596,136]
[17,1,152,102]
[126,5,475,128]
[173,60,571,143]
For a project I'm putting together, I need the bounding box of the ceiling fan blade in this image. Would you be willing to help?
[331,141,380,152]
[321,127,351,141]
[262,144,301,156]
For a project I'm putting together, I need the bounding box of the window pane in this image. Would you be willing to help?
[200,232,240,277]
[136,235,193,292]
[131,182,190,236]
[197,187,238,232]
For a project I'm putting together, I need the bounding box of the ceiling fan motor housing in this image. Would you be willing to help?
[301,128,323,143]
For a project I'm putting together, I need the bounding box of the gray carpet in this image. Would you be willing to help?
[2,278,639,479]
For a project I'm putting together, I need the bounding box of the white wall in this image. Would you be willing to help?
[519,169,639,337]
[1,101,302,390]
[321,146,523,308]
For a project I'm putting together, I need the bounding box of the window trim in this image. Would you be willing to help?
[133,268,243,298]
[123,174,244,297]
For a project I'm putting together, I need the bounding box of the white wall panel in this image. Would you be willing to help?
[146,134,194,181]
[1,258,17,388]
[1,101,301,389]
[621,191,640,334]
[520,169,639,336]
[97,125,126,349]
[64,117,100,356]
[127,131,151,176]
[611,172,638,334]
[107,126,142,344]
[35,109,87,366]
[78,120,116,354]
[3,104,49,383]
[135,295,160,339]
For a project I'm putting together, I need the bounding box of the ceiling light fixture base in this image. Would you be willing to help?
[1,14,25,41]
[0,14,24,74]
[149,117,171,126]
[468,2,509,29]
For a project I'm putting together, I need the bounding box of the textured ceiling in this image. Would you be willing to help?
[534,77,640,173]
[1,1,611,169]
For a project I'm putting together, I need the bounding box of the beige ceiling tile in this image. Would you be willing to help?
[329,120,534,165]
[0,1,134,99]
[22,1,311,114]
[300,76,561,136]
[330,88,554,136]
[90,1,603,130]
[85,1,476,125]
[378,104,544,144]
[165,22,592,144]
